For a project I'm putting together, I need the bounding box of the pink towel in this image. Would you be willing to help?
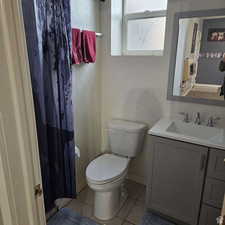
[72,28,83,64]
[82,30,96,63]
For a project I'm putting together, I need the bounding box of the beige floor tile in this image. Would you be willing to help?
[122,221,135,225]
[55,198,73,209]
[117,198,136,219]
[67,199,93,218]
[82,203,93,218]
[137,185,146,203]
[125,180,145,200]
[91,216,123,225]
[77,187,94,205]
[66,180,146,225]
[135,199,146,210]
[46,207,58,221]
[135,191,147,210]
[67,199,84,215]
[126,201,146,225]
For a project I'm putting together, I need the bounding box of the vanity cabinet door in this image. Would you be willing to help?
[199,205,221,225]
[207,149,225,181]
[147,137,208,225]
[203,178,225,209]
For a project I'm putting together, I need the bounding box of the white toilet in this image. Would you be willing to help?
[86,119,147,220]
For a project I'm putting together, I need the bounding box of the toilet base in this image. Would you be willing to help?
[94,187,128,220]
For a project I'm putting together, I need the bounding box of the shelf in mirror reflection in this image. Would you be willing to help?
[179,83,224,101]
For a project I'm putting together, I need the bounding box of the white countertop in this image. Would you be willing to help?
[148,118,225,150]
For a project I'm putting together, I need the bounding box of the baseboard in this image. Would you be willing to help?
[76,176,87,193]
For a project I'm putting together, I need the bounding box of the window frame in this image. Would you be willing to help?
[122,0,167,56]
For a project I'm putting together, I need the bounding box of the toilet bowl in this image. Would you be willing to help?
[86,153,130,220]
[86,119,147,220]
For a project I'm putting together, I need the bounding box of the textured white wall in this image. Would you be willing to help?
[100,0,225,184]
[71,0,102,192]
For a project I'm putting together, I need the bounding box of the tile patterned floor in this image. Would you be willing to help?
[66,179,146,225]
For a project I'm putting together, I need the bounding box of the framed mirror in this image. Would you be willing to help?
[168,9,225,106]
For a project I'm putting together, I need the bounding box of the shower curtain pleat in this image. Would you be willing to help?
[22,0,76,212]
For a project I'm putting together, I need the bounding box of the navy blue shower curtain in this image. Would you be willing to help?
[22,0,76,211]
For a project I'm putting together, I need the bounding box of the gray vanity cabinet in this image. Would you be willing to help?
[203,178,225,209]
[199,205,221,225]
[147,136,208,225]
[199,148,225,225]
[207,149,225,181]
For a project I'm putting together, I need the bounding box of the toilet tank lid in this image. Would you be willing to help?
[108,120,148,133]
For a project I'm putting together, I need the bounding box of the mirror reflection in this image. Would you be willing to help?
[173,16,225,101]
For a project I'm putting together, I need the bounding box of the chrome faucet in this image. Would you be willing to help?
[207,116,221,127]
[194,112,201,125]
[179,112,190,123]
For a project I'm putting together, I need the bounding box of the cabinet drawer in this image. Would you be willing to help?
[203,178,225,209]
[199,205,221,225]
[207,149,225,181]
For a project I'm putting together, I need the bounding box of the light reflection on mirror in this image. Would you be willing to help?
[173,16,225,101]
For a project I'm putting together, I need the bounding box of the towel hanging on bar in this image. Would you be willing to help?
[72,28,100,64]
[72,27,103,38]
[72,28,83,64]
[82,30,96,63]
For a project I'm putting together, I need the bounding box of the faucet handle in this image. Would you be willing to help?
[194,112,201,125]
[179,112,190,123]
[207,116,221,127]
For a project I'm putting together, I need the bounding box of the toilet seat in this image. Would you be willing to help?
[86,154,130,185]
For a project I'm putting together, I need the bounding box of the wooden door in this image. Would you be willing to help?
[0,0,46,224]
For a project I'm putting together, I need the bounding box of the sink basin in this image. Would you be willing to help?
[166,120,223,140]
[149,118,225,150]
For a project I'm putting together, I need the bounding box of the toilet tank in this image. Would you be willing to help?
[107,120,148,158]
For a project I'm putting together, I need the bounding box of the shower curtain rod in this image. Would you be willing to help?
[72,27,103,37]
[83,32,103,37]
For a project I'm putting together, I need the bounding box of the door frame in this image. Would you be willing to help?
[0,0,46,224]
